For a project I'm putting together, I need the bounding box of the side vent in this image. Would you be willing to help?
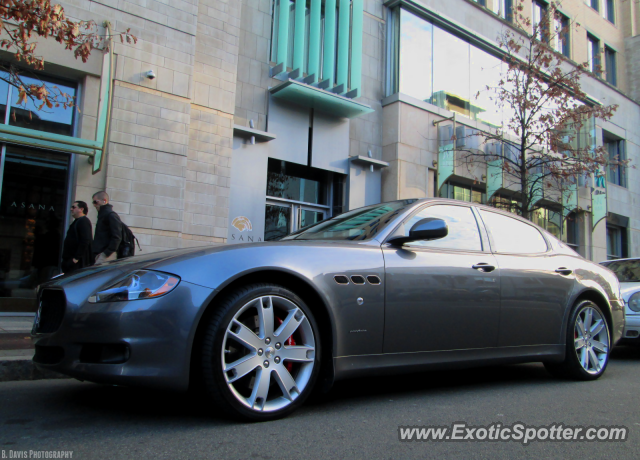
[334,275,350,285]
[350,275,366,285]
[366,275,381,285]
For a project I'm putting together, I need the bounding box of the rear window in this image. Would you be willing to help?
[479,210,548,254]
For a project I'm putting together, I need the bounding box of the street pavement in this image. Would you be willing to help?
[1,347,640,459]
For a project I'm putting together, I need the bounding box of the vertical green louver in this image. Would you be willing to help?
[336,0,351,92]
[293,0,306,73]
[349,0,363,97]
[307,0,322,83]
[277,0,291,68]
[323,0,337,87]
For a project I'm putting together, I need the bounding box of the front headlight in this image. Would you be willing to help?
[88,270,180,303]
[628,292,640,313]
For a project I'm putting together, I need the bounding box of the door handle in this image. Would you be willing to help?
[472,263,496,272]
[555,267,573,276]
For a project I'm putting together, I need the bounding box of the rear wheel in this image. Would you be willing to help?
[201,284,320,421]
[544,300,610,380]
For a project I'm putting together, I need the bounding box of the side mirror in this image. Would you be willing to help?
[387,218,448,246]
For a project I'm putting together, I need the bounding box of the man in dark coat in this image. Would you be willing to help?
[91,191,123,265]
[61,201,93,273]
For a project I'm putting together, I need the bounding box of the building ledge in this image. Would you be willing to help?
[233,125,277,142]
[350,155,389,168]
[269,80,374,119]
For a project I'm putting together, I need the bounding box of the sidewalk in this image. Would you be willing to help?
[0,315,68,382]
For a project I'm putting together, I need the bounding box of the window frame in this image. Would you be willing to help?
[605,0,615,24]
[553,11,571,58]
[604,134,626,187]
[604,45,617,86]
[606,224,628,260]
[589,0,600,13]
[587,33,601,76]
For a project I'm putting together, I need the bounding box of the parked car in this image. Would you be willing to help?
[600,258,640,344]
[32,198,624,421]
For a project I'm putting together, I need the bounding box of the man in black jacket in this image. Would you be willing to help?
[61,201,94,273]
[91,191,123,265]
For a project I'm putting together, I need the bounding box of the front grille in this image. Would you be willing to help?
[34,289,66,334]
[33,345,65,365]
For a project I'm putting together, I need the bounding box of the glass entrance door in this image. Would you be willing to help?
[0,146,70,312]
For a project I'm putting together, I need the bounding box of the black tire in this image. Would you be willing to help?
[201,284,321,422]
[544,300,611,381]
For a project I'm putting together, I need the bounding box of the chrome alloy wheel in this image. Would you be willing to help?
[574,305,609,375]
[221,295,316,412]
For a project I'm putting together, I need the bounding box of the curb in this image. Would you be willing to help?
[0,357,70,382]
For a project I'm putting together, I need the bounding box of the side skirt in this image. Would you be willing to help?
[333,345,565,381]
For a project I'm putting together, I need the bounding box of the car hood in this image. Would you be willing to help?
[42,240,380,290]
[620,282,640,301]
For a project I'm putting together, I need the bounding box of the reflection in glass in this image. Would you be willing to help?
[432,26,470,117]
[399,9,433,102]
[266,159,325,205]
[283,200,416,241]
[404,205,482,251]
[0,147,69,309]
[9,75,76,135]
[470,48,503,129]
[300,209,323,229]
[264,204,291,241]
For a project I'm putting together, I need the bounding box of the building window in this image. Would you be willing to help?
[439,181,485,204]
[264,159,344,241]
[532,1,548,42]
[605,135,626,187]
[553,12,570,57]
[606,225,627,260]
[605,0,615,23]
[587,34,601,76]
[589,0,600,13]
[492,0,514,21]
[472,0,487,6]
[532,207,562,240]
[604,46,617,86]
[564,211,580,252]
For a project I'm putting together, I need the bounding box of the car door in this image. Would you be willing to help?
[477,209,576,347]
[382,203,501,353]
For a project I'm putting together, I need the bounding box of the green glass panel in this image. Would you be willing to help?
[307,0,322,83]
[336,0,351,91]
[322,0,337,87]
[486,158,503,201]
[350,0,363,96]
[269,80,374,118]
[562,180,578,219]
[93,47,113,174]
[293,0,306,72]
[437,124,455,193]
[277,0,292,67]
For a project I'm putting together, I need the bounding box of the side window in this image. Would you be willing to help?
[402,205,482,251]
[479,210,548,254]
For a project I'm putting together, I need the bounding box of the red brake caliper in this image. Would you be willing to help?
[276,317,296,373]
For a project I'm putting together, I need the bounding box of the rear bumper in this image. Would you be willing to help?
[32,281,215,391]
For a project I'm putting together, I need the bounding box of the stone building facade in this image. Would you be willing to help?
[0,0,638,312]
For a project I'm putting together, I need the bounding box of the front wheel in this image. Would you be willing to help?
[201,284,320,421]
[544,300,611,380]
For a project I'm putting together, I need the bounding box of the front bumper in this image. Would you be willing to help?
[621,313,640,343]
[32,281,215,391]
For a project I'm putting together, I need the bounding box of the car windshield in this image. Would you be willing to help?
[281,200,417,241]
[602,260,640,283]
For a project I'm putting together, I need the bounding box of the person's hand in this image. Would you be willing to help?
[73,258,78,264]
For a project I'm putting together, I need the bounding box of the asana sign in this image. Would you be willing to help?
[230,216,262,242]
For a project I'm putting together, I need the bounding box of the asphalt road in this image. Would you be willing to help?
[2,347,640,460]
